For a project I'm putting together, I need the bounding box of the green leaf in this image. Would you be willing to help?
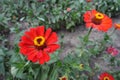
[66,21,75,29]
[0,63,5,75]
[0,13,4,21]
[36,65,50,80]
[47,51,59,64]
[38,17,45,21]
[11,66,18,78]
[0,49,4,56]
[0,56,4,63]
[104,33,110,41]
[48,66,58,80]
[15,69,27,79]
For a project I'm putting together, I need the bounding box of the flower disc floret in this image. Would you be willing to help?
[104,77,110,80]
[34,36,45,46]
[95,13,104,20]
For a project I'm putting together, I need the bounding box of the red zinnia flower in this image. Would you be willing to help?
[19,26,60,64]
[106,46,119,56]
[99,72,114,80]
[114,23,120,30]
[84,10,112,32]
[59,76,68,80]
[86,0,92,2]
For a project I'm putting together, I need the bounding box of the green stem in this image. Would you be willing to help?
[83,27,93,43]
[88,27,93,36]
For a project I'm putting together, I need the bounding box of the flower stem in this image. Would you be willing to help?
[83,27,93,43]
[88,27,92,36]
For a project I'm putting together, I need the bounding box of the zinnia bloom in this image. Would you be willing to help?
[99,72,114,80]
[86,0,92,2]
[59,75,68,80]
[84,10,112,32]
[106,46,119,56]
[114,23,120,30]
[66,8,71,12]
[19,26,60,64]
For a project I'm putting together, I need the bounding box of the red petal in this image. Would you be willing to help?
[32,56,38,62]
[84,10,97,23]
[86,23,93,28]
[91,9,97,16]
[20,47,27,55]
[19,42,34,48]
[27,53,36,61]
[20,47,37,56]
[84,11,92,22]
[44,44,60,53]
[39,57,45,64]
[43,52,50,62]
[36,26,45,36]
[45,28,52,40]
[20,36,33,44]
[25,28,37,40]
[37,50,43,58]
[38,51,50,64]
[46,32,58,45]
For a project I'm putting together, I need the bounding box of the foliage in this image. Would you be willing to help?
[94,0,120,17]
[0,0,120,30]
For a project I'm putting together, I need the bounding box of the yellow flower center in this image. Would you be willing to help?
[104,77,110,80]
[34,36,45,46]
[92,12,104,25]
[95,13,104,20]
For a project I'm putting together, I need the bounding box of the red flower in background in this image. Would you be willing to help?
[84,10,112,32]
[86,0,92,2]
[66,8,71,12]
[19,26,60,64]
[59,76,68,80]
[106,46,119,56]
[99,72,114,80]
[114,23,120,30]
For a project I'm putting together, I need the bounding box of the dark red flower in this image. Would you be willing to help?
[19,26,60,64]
[106,46,119,56]
[99,72,114,80]
[86,0,92,2]
[59,76,68,80]
[84,10,112,32]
